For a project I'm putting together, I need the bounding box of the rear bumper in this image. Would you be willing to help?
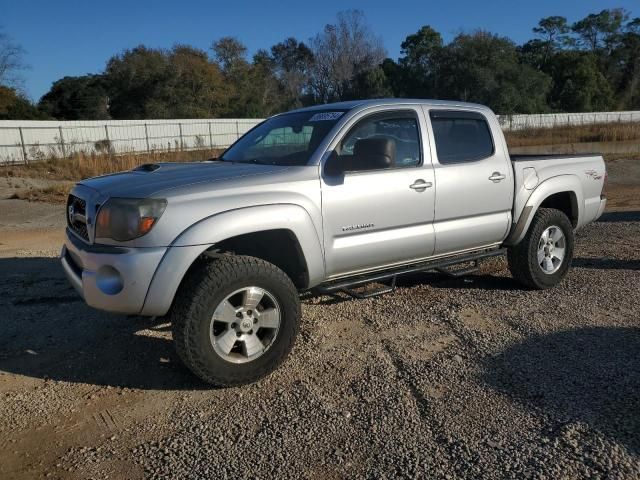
[595,195,607,221]
[61,229,166,314]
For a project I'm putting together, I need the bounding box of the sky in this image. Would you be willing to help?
[3,0,638,101]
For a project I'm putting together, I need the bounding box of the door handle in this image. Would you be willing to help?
[489,172,506,183]
[409,179,433,191]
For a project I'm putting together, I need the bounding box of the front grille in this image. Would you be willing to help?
[67,194,89,242]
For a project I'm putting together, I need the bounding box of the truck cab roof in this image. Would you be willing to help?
[286,98,492,115]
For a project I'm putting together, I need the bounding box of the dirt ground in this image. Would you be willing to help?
[0,158,638,479]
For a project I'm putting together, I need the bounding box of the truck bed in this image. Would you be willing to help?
[510,152,606,233]
[511,153,600,162]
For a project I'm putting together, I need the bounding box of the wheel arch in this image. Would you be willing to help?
[140,204,324,317]
[505,175,583,246]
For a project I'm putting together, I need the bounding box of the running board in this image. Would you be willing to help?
[314,248,506,298]
[339,275,398,299]
[436,260,479,278]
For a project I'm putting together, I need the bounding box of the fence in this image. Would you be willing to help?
[1,110,640,165]
[497,110,640,130]
[0,118,263,165]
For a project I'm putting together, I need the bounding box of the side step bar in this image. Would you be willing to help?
[314,248,506,299]
[436,260,479,278]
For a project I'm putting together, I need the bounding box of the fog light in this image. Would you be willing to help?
[96,265,124,295]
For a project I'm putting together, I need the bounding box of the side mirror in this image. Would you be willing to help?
[324,151,343,176]
[206,157,219,162]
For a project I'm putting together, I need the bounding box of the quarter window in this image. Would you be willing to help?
[429,110,494,164]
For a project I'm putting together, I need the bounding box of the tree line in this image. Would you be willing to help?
[1,8,639,120]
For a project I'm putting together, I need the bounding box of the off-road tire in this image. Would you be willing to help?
[170,255,300,386]
[507,208,575,290]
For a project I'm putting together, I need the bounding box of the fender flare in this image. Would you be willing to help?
[505,175,583,246]
[140,204,324,317]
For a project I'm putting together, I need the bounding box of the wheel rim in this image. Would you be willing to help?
[537,225,566,275]
[209,287,281,364]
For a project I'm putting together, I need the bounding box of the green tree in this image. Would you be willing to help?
[270,37,314,108]
[531,16,571,64]
[547,51,613,111]
[437,31,551,114]
[28,7,640,120]
[534,16,571,46]
[105,46,170,118]
[518,39,549,70]
[163,45,228,118]
[344,65,392,100]
[397,25,443,97]
[628,17,640,34]
[0,85,48,119]
[38,75,109,120]
[242,49,281,116]
[572,9,629,52]
[211,37,248,73]
[104,45,227,119]
[380,58,405,97]
[210,38,273,117]
[608,19,640,109]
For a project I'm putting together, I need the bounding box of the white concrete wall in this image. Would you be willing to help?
[0,119,262,164]
[1,111,639,164]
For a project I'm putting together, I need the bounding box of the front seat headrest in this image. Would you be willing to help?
[353,137,396,169]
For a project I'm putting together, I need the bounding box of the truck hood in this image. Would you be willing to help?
[79,161,287,198]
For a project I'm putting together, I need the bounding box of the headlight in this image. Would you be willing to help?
[95,198,167,241]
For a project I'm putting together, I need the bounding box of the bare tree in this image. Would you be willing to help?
[309,10,386,102]
[0,28,26,87]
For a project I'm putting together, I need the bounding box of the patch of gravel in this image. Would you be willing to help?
[125,218,639,479]
[1,215,639,479]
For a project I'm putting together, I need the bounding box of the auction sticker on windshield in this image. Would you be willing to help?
[309,112,344,122]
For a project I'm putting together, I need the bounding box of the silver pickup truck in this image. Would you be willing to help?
[61,99,607,386]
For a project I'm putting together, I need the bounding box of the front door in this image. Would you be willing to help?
[321,108,436,278]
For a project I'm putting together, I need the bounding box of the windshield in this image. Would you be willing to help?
[221,110,347,166]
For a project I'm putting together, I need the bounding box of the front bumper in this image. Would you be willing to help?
[61,228,166,314]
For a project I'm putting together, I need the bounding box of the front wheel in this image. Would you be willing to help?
[170,255,300,386]
[507,208,575,289]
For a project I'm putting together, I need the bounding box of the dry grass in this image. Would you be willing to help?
[10,182,74,203]
[505,122,640,147]
[2,148,224,182]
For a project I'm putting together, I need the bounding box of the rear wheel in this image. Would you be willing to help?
[170,255,300,386]
[508,208,575,289]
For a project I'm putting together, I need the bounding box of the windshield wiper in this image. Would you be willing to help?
[239,158,273,165]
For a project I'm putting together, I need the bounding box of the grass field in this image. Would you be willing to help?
[504,121,640,147]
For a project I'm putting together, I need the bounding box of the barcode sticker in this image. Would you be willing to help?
[309,112,344,122]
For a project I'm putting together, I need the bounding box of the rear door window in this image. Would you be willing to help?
[429,110,494,164]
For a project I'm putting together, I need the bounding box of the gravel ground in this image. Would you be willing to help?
[0,209,638,479]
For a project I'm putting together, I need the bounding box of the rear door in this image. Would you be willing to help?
[321,107,436,278]
[425,108,513,255]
